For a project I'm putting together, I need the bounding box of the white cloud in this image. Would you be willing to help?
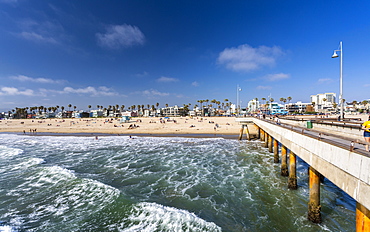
[19,31,58,44]
[192,81,199,87]
[264,73,290,81]
[11,75,64,84]
[135,71,149,77]
[318,78,334,84]
[62,86,118,96]
[141,89,169,97]
[217,44,284,72]
[157,76,179,82]
[17,19,64,45]
[96,24,145,49]
[0,87,34,96]
[256,85,272,90]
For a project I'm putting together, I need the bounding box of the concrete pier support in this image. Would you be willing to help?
[268,135,273,153]
[273,140,279,163]
[281,145,288,176]
[356,202,370,232]
[288,151,297,190]
[245,124,250,141]
[261,129,265,141]
[238,125,244,140]
[255,125,260,139]
[264,132,269,148]
[308,167,321,223]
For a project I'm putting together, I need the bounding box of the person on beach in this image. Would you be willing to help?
[362,116,370,152]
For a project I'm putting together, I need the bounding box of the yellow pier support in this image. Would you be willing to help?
[273,139,279,163]
[255,125,260,139]
[245,124,250,141]
[288,151,297,190]
[356,202,370,232]
[268,135,273,153]
[264,132,269,148]
[238,125,244,140]
[281,145,288,176]
[308,167,321,223]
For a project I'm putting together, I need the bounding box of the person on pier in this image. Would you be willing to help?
[362,116,370,152]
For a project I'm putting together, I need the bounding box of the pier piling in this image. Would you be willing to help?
[288,151,297,190]
[308,167,321,223]
[281,145,288,176]
[238,125,244,140]
[268,135,273,153]
[356,202,370,232]
[273,140,279,163]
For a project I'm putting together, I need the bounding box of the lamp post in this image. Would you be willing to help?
[236,84,242,116]
[332,41,343,120]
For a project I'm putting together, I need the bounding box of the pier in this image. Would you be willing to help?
[236,117,370,231]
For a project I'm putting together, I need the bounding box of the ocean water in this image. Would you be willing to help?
[0,134,355,232]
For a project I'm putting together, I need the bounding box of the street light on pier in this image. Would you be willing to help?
[332,41,343,120]
[236,85,242,116]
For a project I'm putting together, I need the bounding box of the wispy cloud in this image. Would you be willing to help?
[135,71,149,77]
[40,86,119,97]
[191,81,199,87]
[0,87,34,96]
[16,19,65,45]
[156,76,179,83]
[62,86,118,96]
[318,78,334,84]
[96,24,145,49]
[256,85,272,90]
[10,75,65,84]
[139,89,170,97]
[263,73,290,81]
[217,44,285,72]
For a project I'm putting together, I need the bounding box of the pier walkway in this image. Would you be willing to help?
[236,116,370,231]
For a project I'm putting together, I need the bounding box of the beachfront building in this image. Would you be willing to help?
[310,93,336,113]
[269,102,288,115]
[90,109,104,118]
[285,101,314,114]
[161,105,180,117]
[247,99,260,113]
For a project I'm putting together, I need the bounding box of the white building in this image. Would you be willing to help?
[310,93,336,112]
[247,99,260,113]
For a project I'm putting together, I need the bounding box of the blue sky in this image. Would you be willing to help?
[1,0,370,111]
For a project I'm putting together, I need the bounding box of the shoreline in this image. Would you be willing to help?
[0,131,241,139]
[0,117,251,138]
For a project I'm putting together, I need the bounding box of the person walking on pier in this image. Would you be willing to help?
[362,116,370,152]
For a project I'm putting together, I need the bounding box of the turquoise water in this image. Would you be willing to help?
[0,134,355,231]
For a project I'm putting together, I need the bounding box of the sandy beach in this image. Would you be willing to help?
[0,117,254,137]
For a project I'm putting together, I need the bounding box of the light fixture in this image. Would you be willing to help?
[332,41,343,120]
[331,51,338,58]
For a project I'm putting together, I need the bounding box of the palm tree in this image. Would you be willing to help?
[68,104,72,111]
[88,105,92,112]
[287,96,292,104]
[261,98,266,105]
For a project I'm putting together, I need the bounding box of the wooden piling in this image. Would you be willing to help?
[356,202,370,232]
[281,145,288,176]
[238,125,244,140]
[308,167,321,223]
[264,132,269,148]
[273,139,279,163]
[261,129,265,141]
[288,151,297,190]
[268,135,273,153]
[256,125,261,139]
[245,124,250,141]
